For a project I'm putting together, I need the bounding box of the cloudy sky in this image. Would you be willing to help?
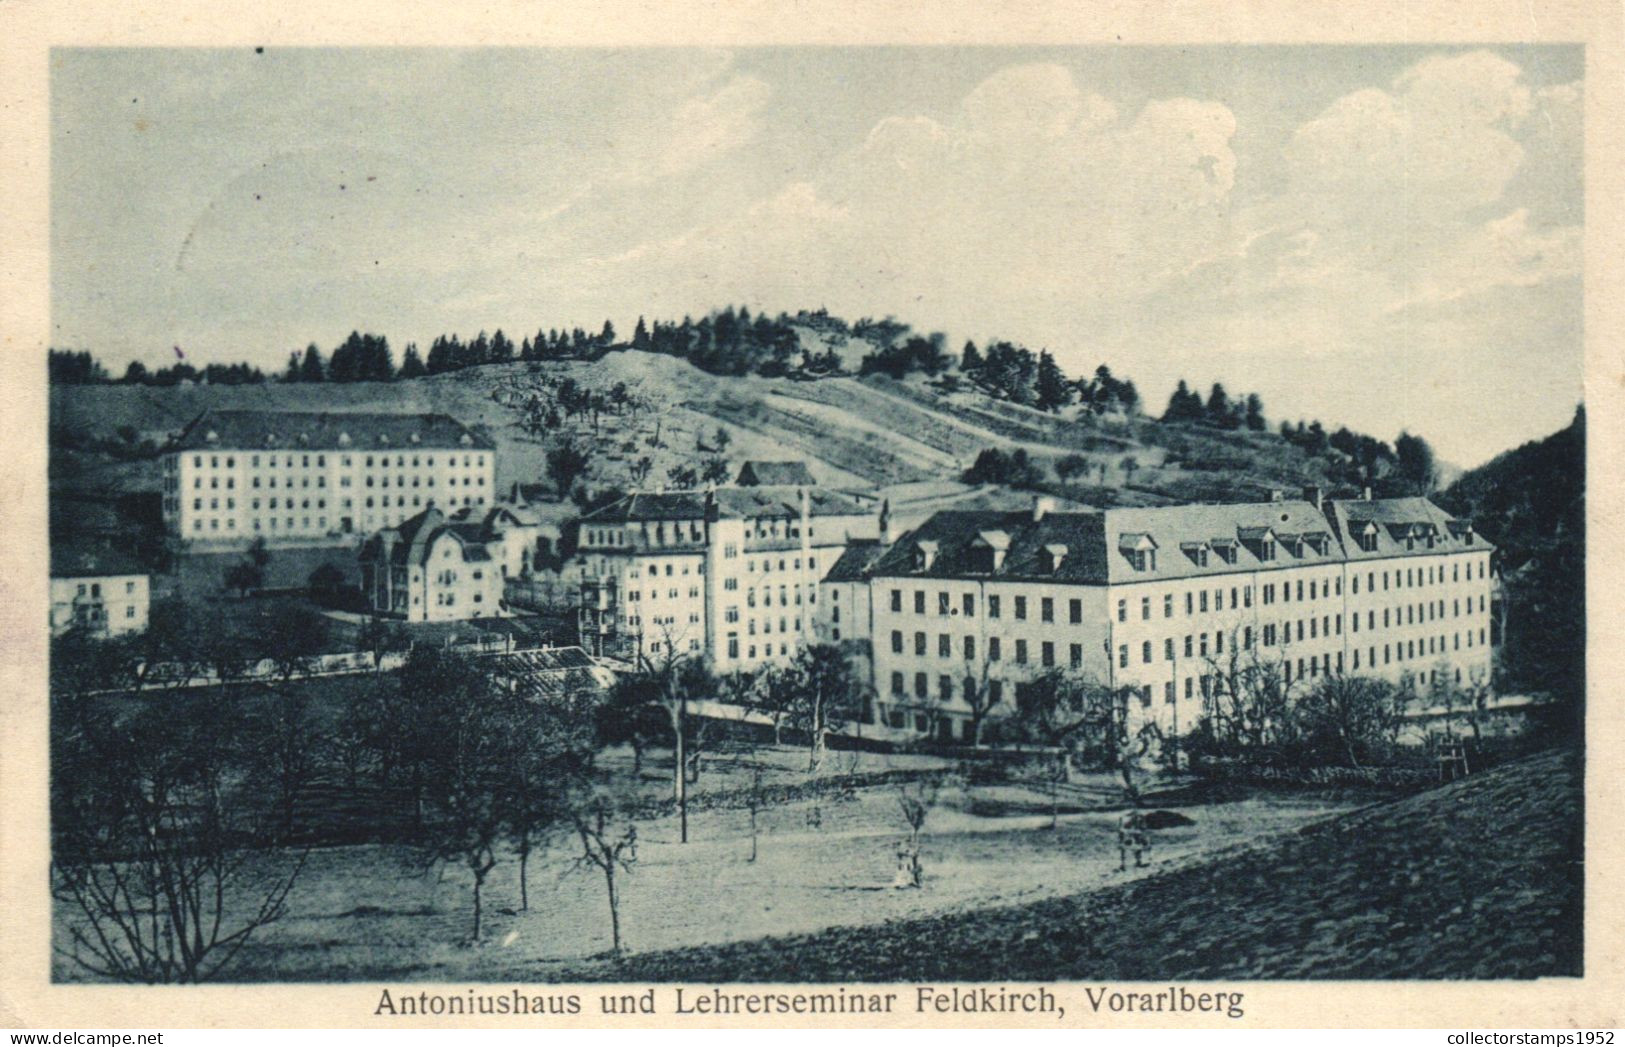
[52,46,1581,466]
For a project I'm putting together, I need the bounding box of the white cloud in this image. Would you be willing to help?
[654,74,773,177]
[1285,49,1531,212]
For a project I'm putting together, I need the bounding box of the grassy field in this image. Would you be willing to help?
[553,747,1581,982]
[52,737,1370,983]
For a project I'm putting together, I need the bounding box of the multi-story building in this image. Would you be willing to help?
[576,480,876,671]
[844,488,1494,742]
[358,505,508,622]
[50,543,150,638]
[160,411,495,546]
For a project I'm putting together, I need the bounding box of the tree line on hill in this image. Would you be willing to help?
[50,349,269,387]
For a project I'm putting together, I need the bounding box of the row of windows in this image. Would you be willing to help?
[890,590,1089,623]
[891,671,1007,704]
[890,630,1087,670]
[189,453,486,470]
[723,636,794,661]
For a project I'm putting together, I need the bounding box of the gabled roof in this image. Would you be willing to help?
[361,506,499,567]
[172,410,494,452]
[735,460,816,486]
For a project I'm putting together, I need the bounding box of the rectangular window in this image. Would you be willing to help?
[1141,597,1151,620]
[914,591,926,615]
[1042,641,1055,668]
[964,593,976,618]
[938,591,950,616]
[1118,644,1127,668]
[1015,639,1029,664]
[890,589,902,613]
[989,637,1001,661]
[1041,597,1054,623]
[938,633,951,658]
[914,632,926,656]
[1070,643,1083,669]
[1119,599,1128,622]
[1070,598,1082,624]
[1015,596,1027,621]
[1164,638,1174,661]
[988,596,1001,619]
[1141,640,1152,664]
[1164,594,1174,618]
[964,636,976,660]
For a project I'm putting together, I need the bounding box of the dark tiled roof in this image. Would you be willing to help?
[736,460,816,486]
[868,497,1490,586]
[822,539,885,582]
[51,540,147,578]
[1326,497,1494,561]
[361,506,499,567]
[172,410,494,452]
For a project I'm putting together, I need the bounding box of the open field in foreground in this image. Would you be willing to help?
[556,747,1582,982]
[54,754,1359,982]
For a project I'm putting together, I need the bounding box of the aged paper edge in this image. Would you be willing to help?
[0,0,1621,1030]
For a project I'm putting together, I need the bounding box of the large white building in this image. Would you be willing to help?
[160,411,495,546]
[834,488,1495,742]
[575,481,876,671]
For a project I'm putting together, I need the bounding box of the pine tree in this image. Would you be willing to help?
[599,319,616,348]
[1163,379,1194,423]
[1245,393,1266,431]
[1034,350,1071,412]
[961,340,983,373]
[1205,383,1232,428]
[299,344,326,383]
[399,343,426,379]
[284,351,302,383]
[632,317,650,352]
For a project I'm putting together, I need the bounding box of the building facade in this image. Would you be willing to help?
[161,411,495,547]
[576,482,876,671]
[358,506,507,622]
[845,490,1494,741]
[50,544,149,638]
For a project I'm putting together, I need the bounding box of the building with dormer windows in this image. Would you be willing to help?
[836,488,1495,742]
[159,411,495,547]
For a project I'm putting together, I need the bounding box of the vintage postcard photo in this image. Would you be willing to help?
[3,0,1621,1031]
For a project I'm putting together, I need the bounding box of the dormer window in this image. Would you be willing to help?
[974,530,1011,572]
[1259,537,1275,562]
[1119,533,1158,572]
[1181,541,1209,567]
[1211,539,1238,565]
[1041,543,1068,573]
[338,432,351,447]
[460,433,473,446]
[915,540,939,572]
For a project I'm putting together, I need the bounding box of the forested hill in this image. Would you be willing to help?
[1439,406,1585,700]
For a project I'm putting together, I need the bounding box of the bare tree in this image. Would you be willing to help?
[745,766,765,863]
[497,681,598,912]
[51,692,306,983]
[248,687,326,843]
[785,643,863,773]
[413,663,516,944]
[569,788,639,956]
[1295,673,1403,769]
[893,777,947,889]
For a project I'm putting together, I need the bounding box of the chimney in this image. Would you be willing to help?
[1269,489,1284,503]
[1032,495,1056,522]
[1361,485,1373,501]
[1302,485,1323,510]
[878,498,894,544]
